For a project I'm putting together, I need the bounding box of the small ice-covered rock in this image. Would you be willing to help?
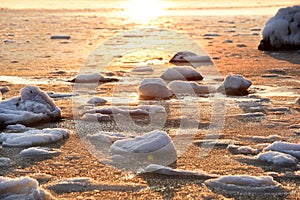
[0,176,54,199]
[205,175,286,196]
[227,144,259,155]
[87,97,107,106]
[0,86,10,94]
[168,81,215,95]
[143,164,218,179]
[193,139,234,149]
[5,124,32,132]
[110,130,177,166]
[161,66,203,81]
[256,151,297,167]
[264,141,300,159]
[138,78,172,100]
[19,147,61,158]
[81,113,110,121]
[246,135,281,143]
[47,92,77,99]
[0,86,61,127]
[86,131,126,144]
[70,73,118,83]
[169,51,212,64]
[132,65,153,72]
[50,35,71,40]
[258,6,300,50]
[0,128,70,147]
[218,74,252,95]
[0,157,11,167]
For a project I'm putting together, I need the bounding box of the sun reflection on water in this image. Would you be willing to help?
[123,0,168,24]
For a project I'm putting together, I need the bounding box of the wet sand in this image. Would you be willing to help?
[0,7,300,200]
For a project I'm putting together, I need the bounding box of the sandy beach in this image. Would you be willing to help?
[0,1,300,199]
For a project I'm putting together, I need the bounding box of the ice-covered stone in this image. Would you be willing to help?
[132,65,153,72]
[218,74,252,95]
[81,113,110,121]
[138,78,172,100]
[0,176,54,199]
[0,86,61,127]
[5,124,32,133]
[168,80,215,95]
[0,157,11,167]
[227,144,259,155]
[86,131,126,144]
[258,6,300,50]
[169,51,211,63]
[70,73,118,83]
[0,128,70,147]
[264,141,300,159]
[19,147,61,158]
[205,175,287,197]
[256,151,297,167]
[87,97,107,106]
[161,66,203,81]
[110,130,177,166]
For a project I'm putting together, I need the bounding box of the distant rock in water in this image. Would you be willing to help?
[138,78,172,100]
[0,86,61,127]
[258,6,300,51]
[161,66,203,81]
[218,74,252,96]
[169,51,212,64]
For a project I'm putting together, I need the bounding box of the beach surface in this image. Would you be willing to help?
[0,1,300,199]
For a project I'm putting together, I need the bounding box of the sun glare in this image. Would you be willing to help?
[124,0,167,24]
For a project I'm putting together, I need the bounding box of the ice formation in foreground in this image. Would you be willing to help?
[0,176,54,200]
[258,6,300,50]
[0,86,61,128]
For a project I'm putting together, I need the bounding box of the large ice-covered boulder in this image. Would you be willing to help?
[110,130,177,167]
[161,66,203,81]
[258,6,300,50]
[218,75,252,95]
[0,86,61,127]
[0,176,54,199]
[138,78,172,100]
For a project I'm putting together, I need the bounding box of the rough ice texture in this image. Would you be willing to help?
[256,151,297,167]
[0,86,61,127]
[19,147,61,158]
[258,6,300,50]
[205,175,286,196]
[0,128,70,147]
[143,164,218,179]
[264,141,300,159]
[0,176,54,200]
[84,105,166,116]
[87,97,107,106]
[168,80,215,95]
[138,78,172,100]
[0,157,11,167]
[227,144,259,155]
[161,66,203,81]
[110,130,177,166]
[169,51,212,64]
[218,74,252,95]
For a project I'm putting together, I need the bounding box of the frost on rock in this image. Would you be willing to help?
[0,176,55,200]
[205,175,288,198]
[138,78,172,100]
[169,51,212,64]
[0,128,70,147]
[168,80,215,95]
[0,157,11,167]
[19,147,61,158]
[256,151,297,167]
[218,74,252,95]
[258,6,300,50]
[161,66,203,81]
[264,141,300,159]
[0,86,61,127]
[70,73,118,83]
[110,130,177,169]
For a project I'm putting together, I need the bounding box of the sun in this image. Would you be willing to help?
[123,0,167,24]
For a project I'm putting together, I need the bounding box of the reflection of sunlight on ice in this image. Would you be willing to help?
[123,0,167,24]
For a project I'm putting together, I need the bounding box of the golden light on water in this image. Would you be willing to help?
[123,0,167,24]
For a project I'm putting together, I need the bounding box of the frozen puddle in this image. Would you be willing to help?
[0,75,71,85]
